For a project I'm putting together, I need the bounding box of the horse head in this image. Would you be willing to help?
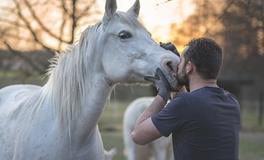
[94,0,180,87]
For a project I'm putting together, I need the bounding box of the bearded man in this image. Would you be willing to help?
[132,38,240,160]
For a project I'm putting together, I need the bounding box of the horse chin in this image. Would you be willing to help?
[124,73,147,83]
[113,75,145,85]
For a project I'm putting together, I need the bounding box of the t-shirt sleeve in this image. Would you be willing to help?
[151,94,188,137]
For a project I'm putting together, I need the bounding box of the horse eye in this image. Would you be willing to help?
[118,31,132,39]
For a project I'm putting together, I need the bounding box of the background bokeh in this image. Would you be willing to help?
[0,0,263,159]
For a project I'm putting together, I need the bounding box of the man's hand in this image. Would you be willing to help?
[160,42,180,57]
[144,68,171,102]
[160,42,185,92]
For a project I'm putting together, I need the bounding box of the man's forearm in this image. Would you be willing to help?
[131,95,166,145]
[135,87,187,126]
[135,95,166,126]
[131,88,187,145]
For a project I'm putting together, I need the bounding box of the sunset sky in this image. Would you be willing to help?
[97,0,195,41]
[0,0,195,50]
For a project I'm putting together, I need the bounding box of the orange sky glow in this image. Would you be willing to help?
[97,0,195,41]
[0,0,195,51]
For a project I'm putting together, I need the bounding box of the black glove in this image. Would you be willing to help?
[144,68,171,102]
[160,42,180,57]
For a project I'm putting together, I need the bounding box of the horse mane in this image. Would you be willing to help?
[5,22,103,153]
[43,22,102,126]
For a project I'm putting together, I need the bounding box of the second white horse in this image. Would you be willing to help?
[123,97,174,160]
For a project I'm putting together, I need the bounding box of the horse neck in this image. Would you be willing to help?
[43,24,113,130]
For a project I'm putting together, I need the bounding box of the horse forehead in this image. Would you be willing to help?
[111,12,143,30]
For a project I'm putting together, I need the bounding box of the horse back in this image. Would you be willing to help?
[0,84,42,159]
[0,84,41,111]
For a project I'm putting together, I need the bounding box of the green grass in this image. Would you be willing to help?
[0,71,46,88]
[241,109,264,132]
[99,101,129,160]
[239,132,264,160]
[99,101,128,130]
[101,131,126,160]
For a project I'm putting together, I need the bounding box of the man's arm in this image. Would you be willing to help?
[131,68,172,145]
[131,95,165,145]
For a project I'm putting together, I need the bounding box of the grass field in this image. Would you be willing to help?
[1,71,264,160]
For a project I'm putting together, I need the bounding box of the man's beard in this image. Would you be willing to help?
[176,69,189,86]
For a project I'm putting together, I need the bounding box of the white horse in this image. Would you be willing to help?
[123,97,174,160]
[0,0,180,159]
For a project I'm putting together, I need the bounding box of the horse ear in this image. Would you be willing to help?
[103,0,117,24]
[127,0,140,17]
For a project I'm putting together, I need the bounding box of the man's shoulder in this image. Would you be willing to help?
[173,90,199,101]
[172,91,189,100]
[169,92,190,107]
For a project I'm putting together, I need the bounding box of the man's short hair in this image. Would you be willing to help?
[184,38,223,79]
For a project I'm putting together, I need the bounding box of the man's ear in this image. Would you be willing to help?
[185,61,193,74]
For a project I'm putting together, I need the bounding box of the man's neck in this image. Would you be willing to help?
[189,74,218,92]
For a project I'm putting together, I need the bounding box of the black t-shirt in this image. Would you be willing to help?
[151,87,240,160]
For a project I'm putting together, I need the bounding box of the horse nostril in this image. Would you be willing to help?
[166,61,174,72]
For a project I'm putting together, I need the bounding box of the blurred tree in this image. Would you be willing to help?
[168,0,231,50]
[168,0,264,79]
[220,0,264,78]
[0,0,99,73]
